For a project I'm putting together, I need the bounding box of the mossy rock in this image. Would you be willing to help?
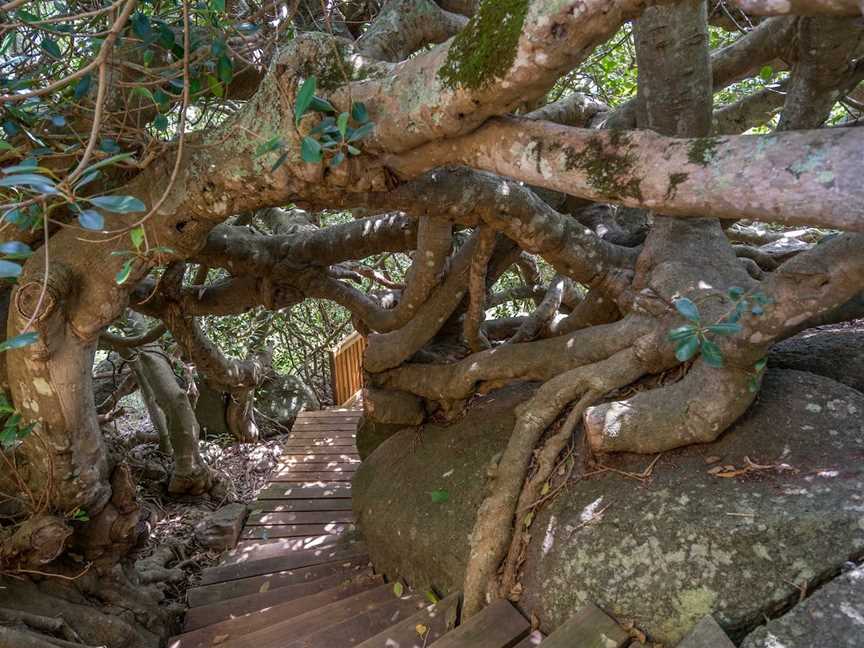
[353,370,864,645]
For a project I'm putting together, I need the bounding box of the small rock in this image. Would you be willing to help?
[195,503,248,551]
[704,456,721,464]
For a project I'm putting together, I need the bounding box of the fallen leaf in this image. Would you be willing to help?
[415,623,428,637]
[707,466,724,475]
[393,582,404,597]
[259,581,270,593]
[704,456,721,464]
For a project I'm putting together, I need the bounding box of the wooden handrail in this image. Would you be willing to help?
[330,331,366,406]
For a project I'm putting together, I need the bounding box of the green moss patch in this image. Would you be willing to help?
[437,0,529,91]
[564,131,643,201]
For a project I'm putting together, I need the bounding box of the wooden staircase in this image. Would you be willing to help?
[168,407,636,648]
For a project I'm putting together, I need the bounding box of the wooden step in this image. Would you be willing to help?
[257,483,352,500]
[184,570,378,631]
[270,470,354,482]
[216,585,417,648]
[432,599,529,648]
[354,592,460,648]
[199,542,367,585]
[540,604,628,648]
[280,592,429,648]
[278,453,360,463]
[513,631,544,647]
[284,439,358,448]
[250,498,354,513]
[228,534,350,562]
[241,522,355,540]
[289,428,357,436]
[247,510,355,525]
[174,575,385,646]
[188,555,371,607]
[274,461,358,472]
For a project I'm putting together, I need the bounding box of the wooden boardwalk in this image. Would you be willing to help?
[168,407,662,648]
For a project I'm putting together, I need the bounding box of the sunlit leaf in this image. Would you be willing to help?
[130,226,145,249]
[675,336,700,362]
[88,195,146,213]
[0,260,22,278]
[78,209,104,230]
[294,76,317,124]
[0,173,57,194]
[0,241,31,259]
[0,331,38,353]
[674,297,700,322]
[116,259,134,285]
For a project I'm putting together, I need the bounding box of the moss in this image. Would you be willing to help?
[665,172,689,200]
[437,0,529,90]
[687,137,721,166]
[563,132,643,201]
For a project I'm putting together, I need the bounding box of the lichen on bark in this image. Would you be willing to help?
[437,0,529,90]
[563,131,644,201]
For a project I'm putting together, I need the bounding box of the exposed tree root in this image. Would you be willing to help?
[461,347,648,617]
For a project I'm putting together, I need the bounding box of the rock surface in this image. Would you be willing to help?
[741,564,864,648]
[255,373,320,425]
[195,503,248,551]
[353,370,864,646]
[770,325,864,393]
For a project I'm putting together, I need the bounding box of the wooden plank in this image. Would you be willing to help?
[676,616,736,648]
[249,498,354,513]
[184,571,380,631]
[288,429,357,437]
[275,462,358,471]
[199,543,367,586]
[216,585,411,648]
[187,556,371,607]
[278,453,360,463]
[280,593,427,648]
[257,483,352,500]
[295,410,361,419]
[224,534,352,564]
[513,631,544,647]
[179,573,382,635]
[270,471,354,482]
[281,446,358,455]
[354,593,461,648]
[248,511,355,525]
[540,603,629,648]
[432,599,529,648]
[241,522,355,540]
[283,439,357,447]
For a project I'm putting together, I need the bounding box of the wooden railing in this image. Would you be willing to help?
[330,331,366,406]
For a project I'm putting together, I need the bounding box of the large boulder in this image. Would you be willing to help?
[741,563,864,648]
[255,373,319,426]
[353,371,864,645]
[769,324,864,394]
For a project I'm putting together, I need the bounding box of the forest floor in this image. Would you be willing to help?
[104,393,291,611]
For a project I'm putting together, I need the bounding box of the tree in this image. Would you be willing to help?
[0,0,862,615]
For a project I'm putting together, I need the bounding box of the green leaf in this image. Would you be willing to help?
[74,74,92,100]
[78,209,104,230]
[309,96,335,113]
[0,173,57,194]
[728,286,744,300]
[0,425,15,449]
[330,151,345,167]
[430,489,449,503]
[759,65,773,81]
[217,54,233,86]
[300,137,322,164]
[143,49,155,67]
[668,325,696,342]
[706,322,742,336]
[116,259,134,285]
[351,101,369,124]
[675,336,700,362]
[40,38,61,59]
[751,304,764,316]
[393,582,404,597]
[131,86,156,104]
[346,144,361,156]
[88,195,146,213]
[425,590,439,604]
[337,112,349,139]
[131,12,152,40]
[255,136,282,157]
[674,297,700,322]
[0,260,21,278]
[294,76,317,124]
[0,331,38,352]
[347,122,374,142]
[206,74,224,98]
[153,114,169,130]
[210,0,226,12]
[130,226,145,250]
[701,339,724,368]
[754,357,768,372]
[270,151,289,172]
[0,241,31,259]
[80,152,134,177]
